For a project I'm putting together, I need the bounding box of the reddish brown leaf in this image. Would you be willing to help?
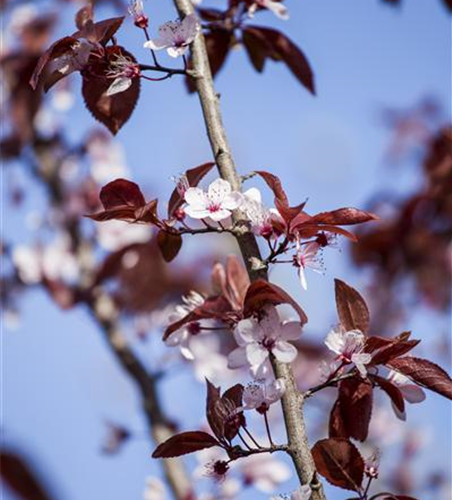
[167,162,215,218]
[334,279,370,333]
[82,46,140,134]
[75,6,93,29]
[331,378,373,441]
[157,230,183,262]
[243,28,273,72]
[224,255,250,310]
[371,375,405,414]
[387,356,452,400]
[244,27,315,93]
[72,16,125,45]
[152,431,219,458]
[206,379,224,441]
[29,36,78,90]
[244,279,308,324]
[255,170,289,204]
[0,451,56,500]
[312,438,364,491]
[100,178,146,209]
[311,208,379,226]
[371,338,420,365]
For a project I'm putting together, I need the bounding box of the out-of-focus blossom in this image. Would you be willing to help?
[271,485,311,500]
[243,378,285,413]
[144,14,200,58]
[106,54,141,96]
[129,0,149,29]
[228,305,301,378]
[86,132,129,184]
[143,477,166,500]
[101,421,130,454]
[324,327,371,377]
[248,0,289,20]
[363,448,380,479]
[13,237,79,284]
[190,336,231,383]
[388,370,426,404]
[293,241,323,290]
[96,220,151,251]
[242,188,275,238]
[165,291,206,360]
[184,179,242,222]
[240,453,291,492]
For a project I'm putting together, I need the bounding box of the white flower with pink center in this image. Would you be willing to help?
[293,240,323,290]
[243,378,285,413]
[242,188,276,238]
[128,0,148,28]
[240,453,291,492]
[184,178,243,222]
[325,327,372,377]
[143,14,200,58]
[105,54,141,96]
[228,305,301,377]
[165,291,206,360]
[387,369,426,419]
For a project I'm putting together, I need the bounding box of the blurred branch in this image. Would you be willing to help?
[32,148,193,500]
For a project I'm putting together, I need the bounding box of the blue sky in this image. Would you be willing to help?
[2,0,451,499]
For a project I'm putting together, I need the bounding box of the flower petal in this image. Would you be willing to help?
[167,45,188,58]
[234,319,258,346]
[246,342,269,366]
[280,321,302,341]
[272,341,298,363]
[208,178,231,204]
[105,76,132,97]
[208,209,231,221]
[143,38,169,51]
[227,346,248,369]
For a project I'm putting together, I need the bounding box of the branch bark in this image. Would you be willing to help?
[170,2,327,498]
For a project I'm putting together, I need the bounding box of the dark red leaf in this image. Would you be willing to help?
[255,170,289,204]
[310,208,379,226]
[29,36,78,90]
[312,438,364,491]
[75,6,93,29]
[243,28,272,72]
[152,431,219,458]
[332,378,373,441]
[328,399,347,438]
[387,356,452,400]
[371,338,420,365]
[0,451,55,500]
[206,379,224,441]
[72,16,125,45]
[222,383,244,409]
[244,279,308,324]
[334,279,370,333]
[244,27,315,93]
[224,255,250,310]
[157,230,183,262]
[100,179,146,209]
[82,46,140,134]
[167,162,215,218]
[371,375,405,414]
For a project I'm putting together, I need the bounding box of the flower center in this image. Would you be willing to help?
[262,337,275,350]
[188,321,201,335]
[208,202,221,213]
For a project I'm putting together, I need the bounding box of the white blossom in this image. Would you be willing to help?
[242,188,275,237]
[248,0,289,20]
[96,220,151,251]
[387,369,426,419]
[184,178,242,222]
[240,453,291,492]
[271,485,311,500]
[293,240,323,290]
[143,477,166,500]
[228,305,301,377]
[324,327,372,377]
[143,14,200,58]
[164,291,206,360]
[243,378,285,412]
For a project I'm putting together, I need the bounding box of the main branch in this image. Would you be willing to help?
[170,2,326,498]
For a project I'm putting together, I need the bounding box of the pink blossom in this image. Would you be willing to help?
[387,369,426,420]
[105,54,141,96]
[184,178,243,222]
[324,327,372,377]
[248,0,289,20]
[228,305,301,377]
[240,453,291,492]
[243,378,285,413]
[143,14,200,58]
[164,291,206,360]
[242,188,275,237]
[293,240,323,290]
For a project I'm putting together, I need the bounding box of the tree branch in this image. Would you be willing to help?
[33,150,193,500]
[168,2,327,498]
